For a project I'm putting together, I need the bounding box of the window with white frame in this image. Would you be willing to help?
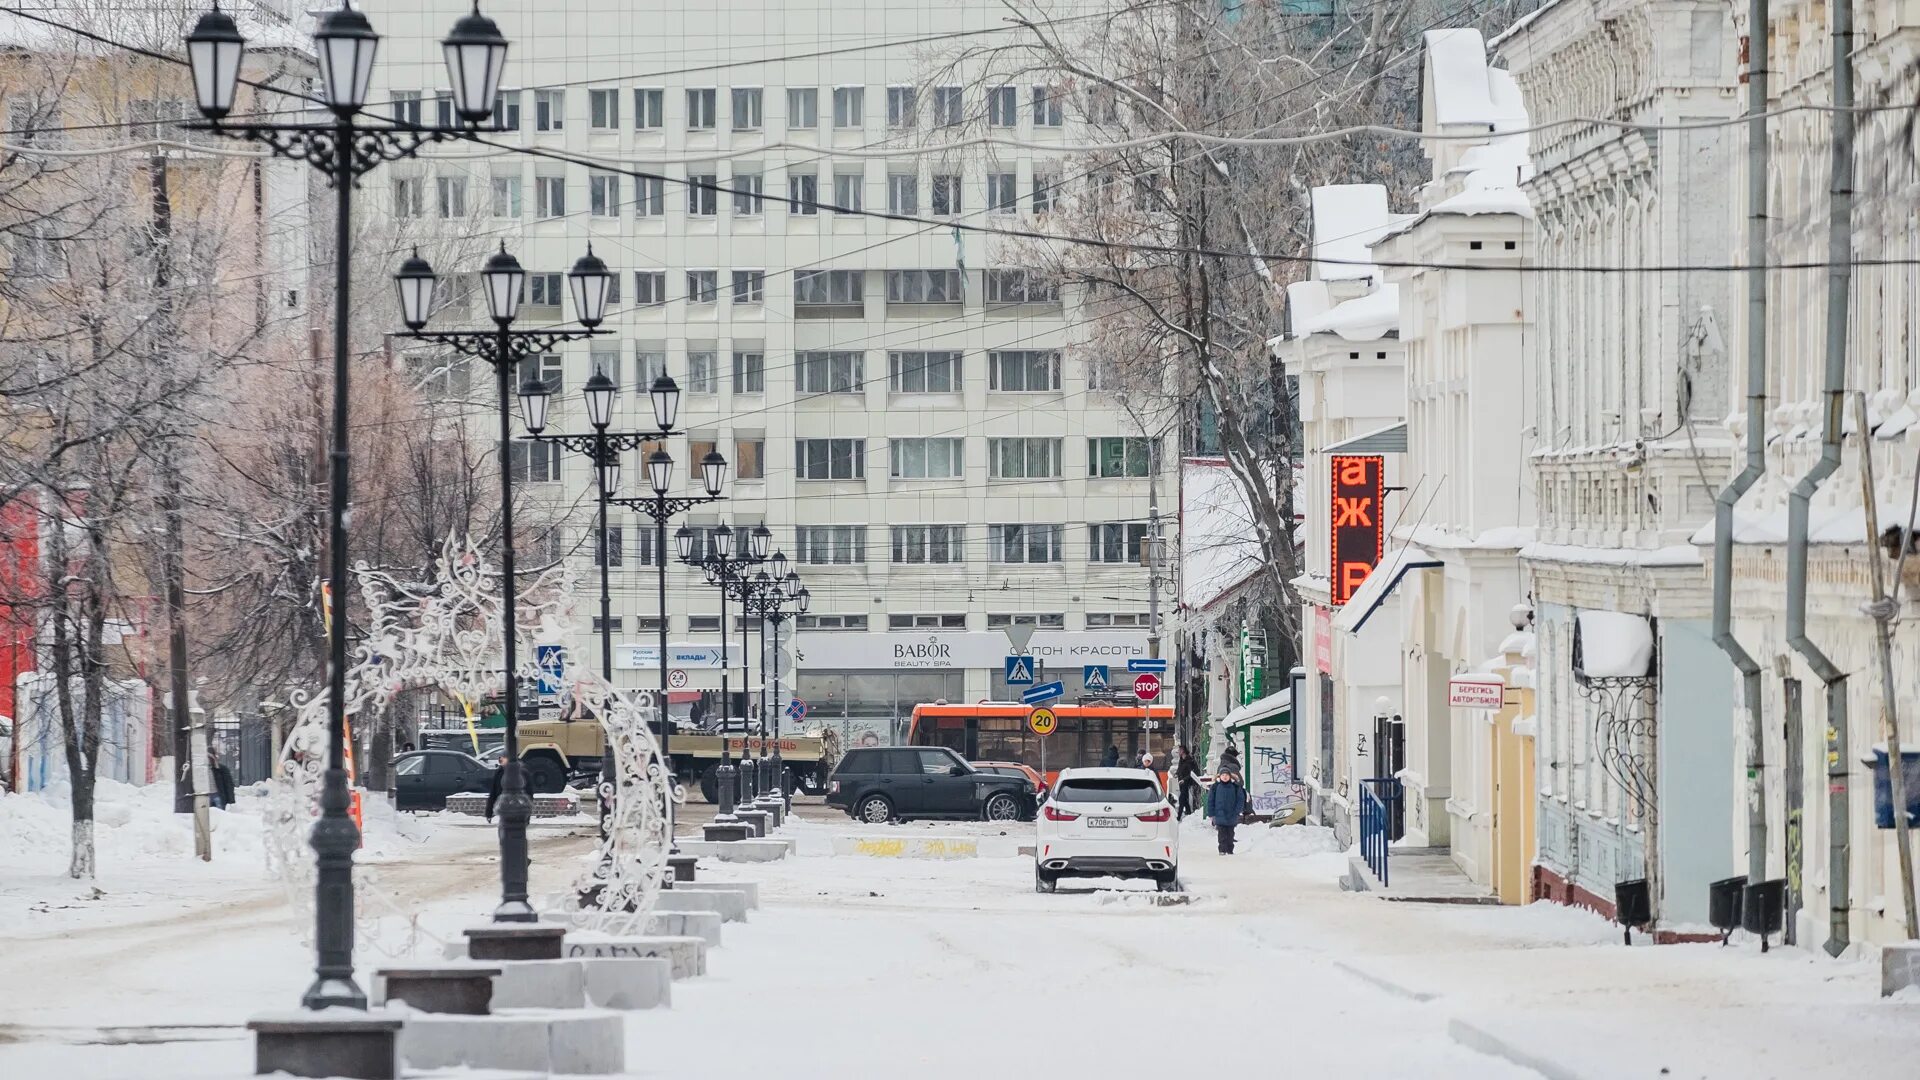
[433,91,454,128]
[633,175,665,216]
[989,437,1061,479]
[589,88,619,129]
[687,88,717,130]
[435,175,467,218]
[534,89,564,130]
[888,351,961,393]
[832,171,863,213]
[634,271,666,306]
[795,525,866,564]
[985,269,1059,304]
[1031,85,1064,126]
[987,613,1065,629]
[889,437,964,479]
[795,351,864,394]
[891,525,964,564]
[590,344,620,386]
[732,349,765,392]
[987,86,1018,126]
[528,273,563,307]
[933,86,963,126]
[591,616,624,633]
[795,439,866,479]
[734,435,765,479]
[490,173,522,217]
[1031,174,1058,214]
[1086,612,1151,628]
[594,525,624,567]
[889,613,968,630]
[988,523,1063,563]
[986,172,1018,213]
[492,89,520,129]
[731,270,764,304]
[798,614,868,630]
[787,171,819,214]
[1088,522,1148,563]
[988,350,1061,391]
[687,349,719,393]
[391,90,422,126]
[392,176,424,217]
[686,270,718,304]
[793,270,862,307]
[887,173,918,214]
[589,172,619,216]
[787,87,818,128]
[832,86,864,128]
[535,175,564,218]
[931,174,963,215]
[603,273,621,307]
[887,86,917,128]
[732,172,764,215]
[509,440,561,483]
[687,173,718,216]
[731,87,763,130]
[633,88,664,129]
[1088,436,1156,477]
[636,349,667,382]
[885,269,962,304]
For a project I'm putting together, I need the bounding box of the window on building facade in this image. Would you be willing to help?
[931,174,963,215]
[1031,175,1058,214]
[989,437,1061,479]
[988,523,1063,563]
[933,86,963,127]
[796,525,866,564]
[637,350,668,383]
[687,88,717,130]
[891,525,964,564]
[492,89,520,129]
[633,88,664,129]
[832,171,864,213]
[832,86,864,128]
[535,174,564,218]
[687,173,718,216]
[634,271,666,306]
[490,174,521,217]
[885,269,962,305]
[798,614,868,631]
[589,172,619,216]
[589,88,619,129]
[788,171,820,214]
[795,350,864,393]
[887,86,917,128]
[591,616,624,634]
[391,90,422,125]
[689,615,722,633]
[1088,522,1149,563]
[516,353,563,393]
[527,273,563,307]
[687,349,719,393]
[392,176,423,218]
[795,438,866,479]
[594,525,624,567]
[888,613,968,630]
[433,91,454,128]
[1088,436,1156,477]
[686,270,719,304]
[732,173,764,215]
[887,173,918,214]
[1086,612,1151,628]
[889,437,964,479]
[987,86,1018,127]
[733,350,765,392]
[888,351,961,393]
[1032,85,1064,127]
[987,172,1018,213]
[633,175,665,216]
[793,270,863,307]
[734,435,766,479]
[731,87,764,130]
[985,269,1059,304]
[988,350,1061,391]
[435,175,467,218]
[534,89,564,130]
[509,440,561,483]
[732,270,765,305]
[787,87,818,128]
[986,613,1065,629]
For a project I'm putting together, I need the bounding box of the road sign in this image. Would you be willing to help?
[1133,673,1162,701]
[1082,664,1109,692]
[1005,655,1036,685]
[1448,676,1505,709]
[1028,707,1058,736]
[1127,657,1168,674]
[1022,681,1064,705]
[787,698,809,720]
[535,643,567,696]
[668,668,689,689]
[1002,623,1036,653]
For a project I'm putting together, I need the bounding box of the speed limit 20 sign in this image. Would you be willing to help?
[1027,707,1057,736]
[1133,673,1162,702]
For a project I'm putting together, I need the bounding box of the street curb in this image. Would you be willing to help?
[1329,960,1439,1003]
[1447,1019,1584,1080]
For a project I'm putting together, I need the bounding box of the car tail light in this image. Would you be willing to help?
[1043,804,1079,821]
[828,780,840,794]
[1135,805,1172,823]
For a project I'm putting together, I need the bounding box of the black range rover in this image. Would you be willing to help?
[825,746,1034,824]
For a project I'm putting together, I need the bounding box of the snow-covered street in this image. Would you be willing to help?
[4,791,1919,1079]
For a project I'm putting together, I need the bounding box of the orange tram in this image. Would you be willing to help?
[906,702,1177,785]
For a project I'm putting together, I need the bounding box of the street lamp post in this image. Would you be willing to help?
[607,388,727,848]
[680,525,764,817]
[394,244,611,922]
[720,532,772,796]
[186,0,510,1011]
[741,562,803,803]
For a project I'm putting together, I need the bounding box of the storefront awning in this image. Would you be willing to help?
[1323,421,1408,455]
[1224,688,1292,731]
[1331,543,1440,635]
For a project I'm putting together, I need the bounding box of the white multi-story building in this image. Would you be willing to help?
[364,1,1161,749]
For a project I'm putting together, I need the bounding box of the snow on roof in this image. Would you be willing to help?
[1311,184,1399,282]
[1577,610,1654,678]
[1178,459,1265,611]
[1424,28,1495,128]
[1292,283,1401,341]
[1332,542,1440,635]
[1224,688,1293,730]
[1286,279,1332,332]
[1521,541,1700,567]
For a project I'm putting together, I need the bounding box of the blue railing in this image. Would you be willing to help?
[1358,778,1401,888]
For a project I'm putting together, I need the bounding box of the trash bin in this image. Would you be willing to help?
[1615,878,1652,944]
[1708,875,1747,944]
[1742,878,1788,952]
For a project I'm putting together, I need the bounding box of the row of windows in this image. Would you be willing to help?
[406,84,1072,136]
[585,523,1154,567]
[483,349,1081,399]
[511,435,1155,486]
[592,611,1150,634]
[394,168,1078,220]
[416,267,1056,315]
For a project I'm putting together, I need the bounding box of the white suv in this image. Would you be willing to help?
[1034,768,1179,892]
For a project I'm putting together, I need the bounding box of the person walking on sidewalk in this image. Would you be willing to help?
[1206,769,1247,854]
[1175,745,1203,818]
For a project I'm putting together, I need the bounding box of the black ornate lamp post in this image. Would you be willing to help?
[742,560,803,802]
[185,0,509,1011]
[607,382,726,845]
[720,530,773,799]
[680,524,764,816]
[393,244,610,922]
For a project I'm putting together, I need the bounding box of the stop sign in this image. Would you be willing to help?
[1133,673,1161,701]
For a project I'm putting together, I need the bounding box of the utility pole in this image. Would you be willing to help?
[1146,439,1163,758]
[148,152,198,830]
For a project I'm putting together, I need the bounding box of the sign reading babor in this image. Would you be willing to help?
[1028,707,1057,736]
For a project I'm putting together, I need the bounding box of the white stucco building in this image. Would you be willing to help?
[364,1,1162,748]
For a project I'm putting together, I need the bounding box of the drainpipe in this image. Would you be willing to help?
[1714,0,1771,890]
[1786,0,1855,957]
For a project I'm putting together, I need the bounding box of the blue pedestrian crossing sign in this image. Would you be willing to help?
[1083,665,1109,692]
[535,643,567,697]
[1005,654,1036,685]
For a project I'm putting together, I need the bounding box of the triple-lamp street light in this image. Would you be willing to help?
[394,241,612,930]
[677,523,770,818]
[185,0,512,1012]
[741,566,808,804]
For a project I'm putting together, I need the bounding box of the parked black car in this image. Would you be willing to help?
[391,749,495,811]
[825,746,1033,824]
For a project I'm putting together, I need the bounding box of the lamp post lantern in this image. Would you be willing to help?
[186,0,513,1012]
[680,520,765,816]
[743,567,806,804]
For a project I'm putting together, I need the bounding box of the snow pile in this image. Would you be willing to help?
[0,777,267,872]
[1310,185,1408,282]
[1576,610,1654,678]
[1411,28,1535,220]
[1293,283,1402,341]
[1241,823,1343,857]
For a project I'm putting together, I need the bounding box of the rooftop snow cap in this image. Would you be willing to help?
[1417,28,1535,218]
[1283,185,1413,341]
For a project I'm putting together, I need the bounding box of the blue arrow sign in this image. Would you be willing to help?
[536,643,567,696]
[1022,681,1064,705]
[1083,665,1109,692]
[1005,655,1036,685]
[1127,658,1168,674]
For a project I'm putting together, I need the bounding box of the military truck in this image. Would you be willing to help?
[513,710,839,797]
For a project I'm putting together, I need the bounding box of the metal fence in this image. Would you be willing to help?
[1358,777,1402,888]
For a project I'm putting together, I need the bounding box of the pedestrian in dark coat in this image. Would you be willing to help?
[1102,745,1120,768]
[485,758,533,822]
[1206,770,1247,854]
[209,752,236,810]
[1175,745,1203,818]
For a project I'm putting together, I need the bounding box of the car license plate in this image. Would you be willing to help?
[1089,817,1129,829]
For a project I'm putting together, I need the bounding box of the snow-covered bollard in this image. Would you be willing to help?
[1883,942,1920,997]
